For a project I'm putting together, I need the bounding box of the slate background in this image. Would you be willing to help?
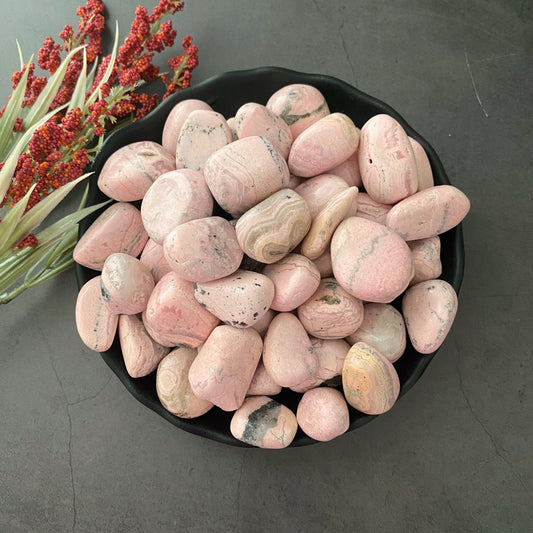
[1,1,532,532]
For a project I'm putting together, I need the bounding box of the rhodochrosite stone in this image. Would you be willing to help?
[354,192,392,224]
[311,337,351,383]
[97,141,176,202]
[73,202,148,271]
[294,174,351,218]
[408,236,442,285]
[230,395,298,448]
[359,114,418,204]
[288,113,360,178]
[203,135,290,217]
[246,360,282,396]
[342,341,400,415]
[156,347,214,418]
[75,276,118,352]
[141,169,213,245]
[409,136,434,191]
[402,279,458,354]
[234,102,293,159]
[331,217,414,303]
[385,185,471,241]
[143,271,219,348]
[346,303,406,363]
[139,239,173,283]
[266,83,330,138]
[188,325,263,411]
[118,314,169,378]
[162,99,213,156]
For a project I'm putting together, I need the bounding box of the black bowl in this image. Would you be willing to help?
[76,67,465,447]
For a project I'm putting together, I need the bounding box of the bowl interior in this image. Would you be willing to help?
[75,66,464,447]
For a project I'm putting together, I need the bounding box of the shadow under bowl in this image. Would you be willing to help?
[75,66,465,447]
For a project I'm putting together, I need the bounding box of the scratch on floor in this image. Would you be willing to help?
[339,23,358,84]
[464,51,489,118]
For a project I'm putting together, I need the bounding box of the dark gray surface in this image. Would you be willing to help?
[1,1,531,532]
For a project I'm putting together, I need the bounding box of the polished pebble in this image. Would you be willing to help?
[164,216,243,282]
[176,109,233,170]
[342,341,400,415]
[312,337,351,382]
[75,276,118,352]
[297,278,364,339]
[294,174,351,218]
[100,253,155,315]
[194,270,274,328]
[235,102,293,159]
[262,312,318,389]
[162,99,213,156]
[300,186,358,260]
[73,202,148,272]
[230,395,298,448]
[297,388,350,442]
[408,236,442,285]
[288,113,360,177]
[402,279,458,354]
[188,325,263,411]
[246,359,282,396]
[385,184,471,241]
[355,192,392,224]
[156,347,214,418]
[409,137,434,191]
[118,313,169,378]
[262,253,321,312]
[359,114,418,204]
[97,141,176,201]
[250,308,277,337]
[329,148,362,187]
[141,169,213,244]
[312,249,334,278]
[346,303,406,363]
[235,188,312,264]
[204,135,290,217]
[143,271,219,348]
[139,239,173,283]
[331,216,414,303]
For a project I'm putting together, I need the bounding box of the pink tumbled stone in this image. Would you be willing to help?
[204,136,290,217]
[313,249,333,278]
[100,253,155,315]
[262,312,318,389]
[162,99,213,156]
[143,271,219,348]
[346,303,406,363]
[359,114,418,204]
[188,325,263,411]
[402,279,458,354]
[342,341,400,415]
[139,239,173,283]
[312,337,351,382]
[262,253,321,312]
[331,217,414,303]
[251,308,276,337]
[408,236,442,285]
[194,269,274,328]
[355,192,392,224]
[73,202,148,272]
[230,395,298,448]
[156,347,214,418]
[97,141,175,202]
[163,216,243,282]
[288,113,360,178]
[294,175,350,218]
[235,102,293,159]
[297,278,364,339]
[141,169,213,244]
[75,276,118,352]
[118,313,169,378]
[176,109,233,170]
[247,359,282,396]
[266,83,330,138]
[329,149,362,187]
[297,388,350,442]
[409,137,434,191]
[385,184,471,241]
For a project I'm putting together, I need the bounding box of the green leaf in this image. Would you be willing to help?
[23,45,85,128]
[0,55,33,160]
[68,48,88,112]
[0,183,36,252]
[0,172,90,254]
